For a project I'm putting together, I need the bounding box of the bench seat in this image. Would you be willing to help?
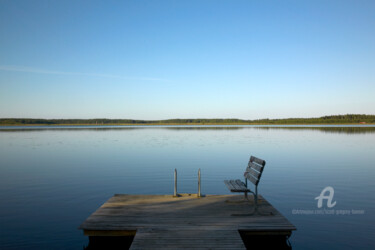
[224,179,250,192]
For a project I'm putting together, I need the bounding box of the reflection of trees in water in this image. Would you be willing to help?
[253,126,375,134]
[0,126,375,134]
[165,126,375,134]
[0,126,244,132]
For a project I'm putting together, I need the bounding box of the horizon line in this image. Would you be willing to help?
[0,114,374,121]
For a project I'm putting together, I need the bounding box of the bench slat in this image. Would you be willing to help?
[248,162,264,172]
[228,180,240,190]
[230,180,242,190]
[250,156,266,166]
[224,180,235,190]
[248,168,261,180]
[235,179,246,189]
[234,179,252,192]
[224,180,249,192]
[230,180,248,192]
[245,173,259,186]
[224,180,240,191]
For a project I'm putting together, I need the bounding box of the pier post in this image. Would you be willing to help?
[174,169,178,197]
[198,169,201,197]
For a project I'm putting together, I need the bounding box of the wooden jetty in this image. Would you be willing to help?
[79,194,296,249]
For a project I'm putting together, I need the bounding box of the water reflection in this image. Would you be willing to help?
[0,125,374,249]
[252,126,375,134]
[0,125,375,134]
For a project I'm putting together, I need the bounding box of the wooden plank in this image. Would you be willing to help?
[248,168,261,179]
[235,179,249,191]
[224,180,235,190]
[80,194,296,230]
[245,172,259,185]
[130,228,246,249]
[230,180,246,191]
[225,180,240,192]
[250,156,266,166]
[83,230,136,236]
[80,194,296,248]
[224,180,248,192]
[248,162,264,172]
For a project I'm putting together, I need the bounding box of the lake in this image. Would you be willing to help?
[0,125,374,249]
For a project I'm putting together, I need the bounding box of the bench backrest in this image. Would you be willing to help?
[245,156,266,186]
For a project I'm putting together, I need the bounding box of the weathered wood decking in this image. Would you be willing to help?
[79,194,296,249]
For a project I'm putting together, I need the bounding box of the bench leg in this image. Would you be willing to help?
[254,193,259,214]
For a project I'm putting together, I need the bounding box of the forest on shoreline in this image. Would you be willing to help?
[0,114,374,126]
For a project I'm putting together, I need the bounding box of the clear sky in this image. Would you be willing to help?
[0,0,374,120]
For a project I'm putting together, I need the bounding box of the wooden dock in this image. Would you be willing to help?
[79,194,296,249]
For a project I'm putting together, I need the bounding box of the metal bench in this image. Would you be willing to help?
[224,156,266,213]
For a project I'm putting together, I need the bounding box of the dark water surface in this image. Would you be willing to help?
[0,125,374,249]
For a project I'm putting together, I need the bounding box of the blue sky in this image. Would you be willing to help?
[0,0,374,120]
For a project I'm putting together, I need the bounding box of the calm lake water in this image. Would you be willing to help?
[0,125,375,249]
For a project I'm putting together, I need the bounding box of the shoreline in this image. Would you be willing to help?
[1,123,375,127]
[1,115,374,126]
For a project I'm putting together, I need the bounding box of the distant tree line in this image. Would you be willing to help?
[0,114,374,126]
[251,114,375,124]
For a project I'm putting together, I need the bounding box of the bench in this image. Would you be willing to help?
[224,156,266,212]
